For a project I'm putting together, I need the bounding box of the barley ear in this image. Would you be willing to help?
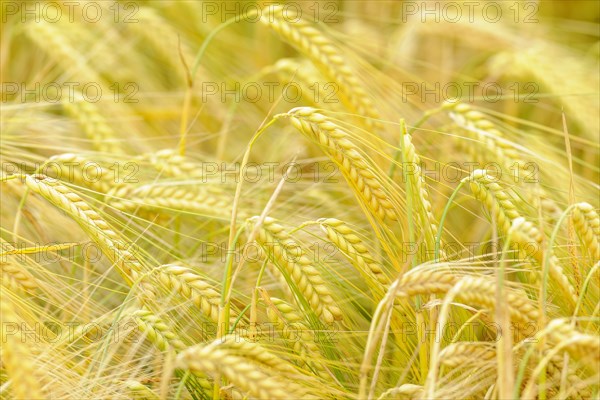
[249,216,343,324]
[176,340,316,399]
[318,218,390,286]
[282,107,397,221]
[0,297,47,399]
[261,5,381,128]
[572,202,600,262]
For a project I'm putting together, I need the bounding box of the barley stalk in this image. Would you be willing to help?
[260,5,381,128]
[249,216,343,324]
[281,107,397,220]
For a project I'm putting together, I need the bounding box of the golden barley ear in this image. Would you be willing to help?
[0,297,47,399]
[401,132,443,257]
[572,202,600,262]
[543,319,600,367]
[509,217,578,309]
[136,149,205,179]
[446,101,562,221]
[151,264,232,324]
[396,270,539,328]
[260,5,382,129]
[264,296,330,377]
[107,182,233,218]
[0,260,39,294]
[465,170,578,309]
[438,342,496,368]
[176,339,318,399]
[45,153,116,194]
[281,107,398,221]
[125,308,214,397]
[318,218,390,286]
[249,216,343,324]
[22,174,156,298]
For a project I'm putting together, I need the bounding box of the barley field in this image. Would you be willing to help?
[0,1,599,399]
